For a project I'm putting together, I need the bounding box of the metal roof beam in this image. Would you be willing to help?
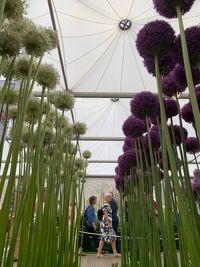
[33,91,190,99]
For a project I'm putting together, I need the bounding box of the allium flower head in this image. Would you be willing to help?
[131,91,160,119]
[173,26,200,66]
[181,102,194,123]
[118,150,137,171]
[122,115,146,138]
[37,64,59,89]
[195,85,200,92]
[172,64,200,89]
[73,122,87,136]
[68,143,77,155]
[153,0,195,19]
[136,20,175,60]
[185,137,200,154]
[2,89,19,105]
[193,169,200,179]
[16,57,36,78]
[56,115,69,129]
[115,175,124,191]
[0,24,22,57]
[144,54,175,76]
[23,26,57,56]
[82,150,92,159]
[162,72,185,97]
[169,124,188,145]
[123,138,134,152]
[75,158,85,170]
[42,127,54,146]
[26,97,40,122]
[164,98,178,118]
[53,90,75,111]
[4,0,26,20]
[21,124,30,145]
[42,101,50,114]
[191,177,200,192]
[144,131,160,150]
[8,106,18,120]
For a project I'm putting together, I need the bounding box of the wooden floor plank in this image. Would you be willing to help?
[81,254,121,267]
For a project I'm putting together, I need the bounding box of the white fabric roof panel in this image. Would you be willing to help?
[24,0,200,175]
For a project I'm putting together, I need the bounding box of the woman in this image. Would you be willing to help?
[97,193,120,258]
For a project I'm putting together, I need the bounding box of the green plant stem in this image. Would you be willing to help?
[176,5,200,141]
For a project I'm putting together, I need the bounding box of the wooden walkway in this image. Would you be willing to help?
[81,253,121,267]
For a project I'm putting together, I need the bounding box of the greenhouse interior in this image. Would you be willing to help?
[1,0,200,266]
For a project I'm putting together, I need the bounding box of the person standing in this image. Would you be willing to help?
[97,193,120,258]
[110,192,120,253]
[82,196,99,253]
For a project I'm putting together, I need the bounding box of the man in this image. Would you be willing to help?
[110,192,120,253]
[82,196,99,253]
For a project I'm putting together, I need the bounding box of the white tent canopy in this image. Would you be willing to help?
[24,0,200,176]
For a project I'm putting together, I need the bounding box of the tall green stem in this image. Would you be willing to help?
[176,5,200,141]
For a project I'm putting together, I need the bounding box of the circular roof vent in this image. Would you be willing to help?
[111,98,119,102]
[119,19,132,31]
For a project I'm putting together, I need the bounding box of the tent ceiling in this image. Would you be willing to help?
[25,0,200,176]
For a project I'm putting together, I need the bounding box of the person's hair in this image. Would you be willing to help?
[89,196,97,204]
[104,192,112,202]
[109,191,113,197]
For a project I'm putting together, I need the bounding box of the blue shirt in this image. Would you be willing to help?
[110,198,119,223]
[86,204,96,227]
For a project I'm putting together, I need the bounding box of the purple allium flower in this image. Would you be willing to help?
[162,72,185,97]
[150,116,161,125]
[122,115,146,138]
[130,91,160,119]
[115,175,124,190]
[144,54,175,76]
[164,98,178,118]
[173,26,200,66]
[172,64,200,89]
[191,177,200,192]
[193,169,200,179]
[136,20,175,60]
[151,125,159,132]
[115,166,120,175]
[153,0,195,19]
[144,131,160,150]
[185,137,200,154]
[118,150,137,171]
[181,102,194,123]
[123,137,134,152]
[169,124,188,145]
[196,85,200,92]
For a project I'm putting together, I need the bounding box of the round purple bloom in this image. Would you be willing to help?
[169,124,188,145]
[123,137,134,152]
[151,125,159,132]
[172,64,200,89]
[144,131,160,150]
[173,26,200,66]
[181,102,194,123]
[136,20,175,60]
[185,137,200,154]
[131,91,160,119]
[122,115,146,138]
[164,98,178,118]
[115,175,124,191]
[162,72,185,97]
[196,85,200,92]
[144,54,175,76]
[191,177,200,192]
[118,150,137,171]
[193,169,200,179]
[153,0,195,19]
